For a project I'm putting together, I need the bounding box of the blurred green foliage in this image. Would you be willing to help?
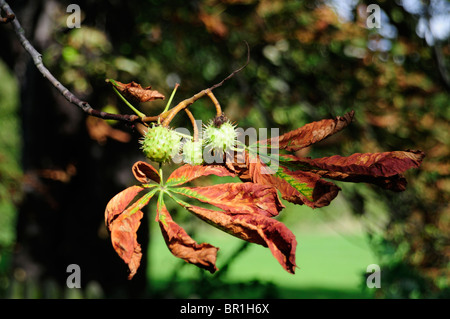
[0,0,449,298]
[0,59,22,296]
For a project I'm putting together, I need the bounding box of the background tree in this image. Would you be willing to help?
[0,0,448,298]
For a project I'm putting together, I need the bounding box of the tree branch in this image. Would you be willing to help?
[0,0,139,123]
[0,0,14,23]
[160,42,250,126]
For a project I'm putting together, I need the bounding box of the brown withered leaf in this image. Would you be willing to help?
[106,161,297,276]
[105,186,155,279]
[258,111,355,152]
[176,200,297,274]
[105,185,144,226]
[171,182,284,217]
[132,160,161,184]
[228,151,340,208]
[108,79,165,103]
[280,150,425,192]
[298,150,425,177]
[156,201,218,273]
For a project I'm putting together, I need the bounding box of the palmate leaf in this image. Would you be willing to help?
[166,164,293,272]
[105,161,296,277]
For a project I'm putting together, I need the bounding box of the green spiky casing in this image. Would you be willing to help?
[204,121,237,153]
[141,125,180,163]
[182,140,204,165]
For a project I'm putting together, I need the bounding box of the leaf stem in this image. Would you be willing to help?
[206,90,222,117]
[160,45,250,126]
[174,131,193,140]
[159,163,164,186]
[162,89,209,127]
[110,83,147,119]
[163,83,179,114]
[184,108,199,142]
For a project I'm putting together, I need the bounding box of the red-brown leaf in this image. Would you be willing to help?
[300,150,425,177]
[109,210,143,280]
[258,111,354,151]
[166,164,236,187]
[178,201,297,274]
[105,185,145,225]
[172,182,284,217]
[229,151,340,208]
[287,150,425,191]
[105,187,155,279]
[108,80,165,103]
[132,161,161,184]
[156,201,218,273]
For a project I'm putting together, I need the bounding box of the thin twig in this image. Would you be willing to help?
[0,0,139,123]
[162,89,208,126]
[206,90,222,117]
[161,42,251,126]
[209,41,250,91]
[163,83,180,113]
[0,1,14,23]
[184,108,198,141]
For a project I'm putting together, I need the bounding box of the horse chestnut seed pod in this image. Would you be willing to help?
[203,117,237,154]
[140,124,181,163]
[182,140,204,165]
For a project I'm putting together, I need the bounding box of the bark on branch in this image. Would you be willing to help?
[1,1,250,126]
[0,0,139,123]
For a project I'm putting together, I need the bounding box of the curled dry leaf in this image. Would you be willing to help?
[175,200,297,274]
[105,185,144,226]
[108,79,165,103]
[105,186,156,279]
[280,149,425,192]
[156,201,218,273]
[229,151,340,208]
[132,160,161,184]
[258,111,355,151]
[295,150,425,177]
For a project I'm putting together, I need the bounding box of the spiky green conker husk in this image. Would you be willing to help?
[204,121,237,153]
[182,140,204,165]
[141,125,181,163]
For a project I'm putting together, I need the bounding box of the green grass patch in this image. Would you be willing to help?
[146,205,378,299]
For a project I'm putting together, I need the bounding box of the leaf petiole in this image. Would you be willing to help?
[162,83,179,114]
[165,190,190,208]
[173,131,194,141]
[110,80,147,119]
[159,163,164,186]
